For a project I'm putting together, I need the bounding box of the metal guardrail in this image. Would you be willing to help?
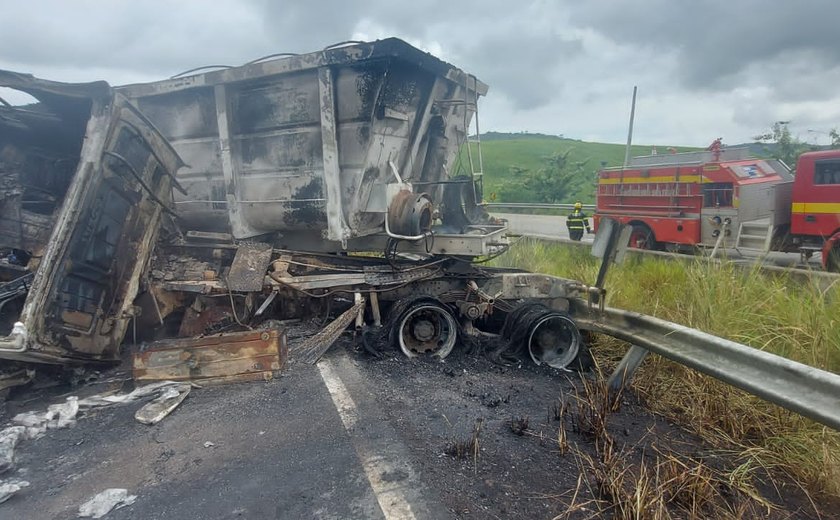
[484,202,596,211]
[516,233,840,292]
[570,299,840,431]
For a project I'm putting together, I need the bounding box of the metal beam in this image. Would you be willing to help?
[318,66,351,246]
[401,77,441,180]
[214,84,251,237]
[570,299,840,431]
[607,345,649,393]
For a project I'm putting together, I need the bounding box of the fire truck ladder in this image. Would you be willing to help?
[734,218,775,253]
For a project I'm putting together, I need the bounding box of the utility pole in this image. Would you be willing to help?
[623,86,637,167]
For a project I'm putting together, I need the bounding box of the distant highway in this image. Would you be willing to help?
[491,212,824,271]
[493,213,594,244]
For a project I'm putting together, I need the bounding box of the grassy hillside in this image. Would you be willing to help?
[454,132,699,204]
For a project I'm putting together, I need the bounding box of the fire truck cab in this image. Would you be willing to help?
[595,147,793,252]
[790,151,840,271]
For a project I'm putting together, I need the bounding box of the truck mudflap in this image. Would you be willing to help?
[0,71,184,364]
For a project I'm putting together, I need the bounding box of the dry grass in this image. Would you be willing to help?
[550,395,568,422]
[556,367,782,519]
[561,445,779,519]
[570,370,622,444]
[444,417,484,462]
[493,239,840,505]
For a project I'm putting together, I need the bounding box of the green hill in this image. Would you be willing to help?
[454,132,699,204]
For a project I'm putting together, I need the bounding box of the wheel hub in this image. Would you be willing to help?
[396,302,457,358]
[412,318,437,342]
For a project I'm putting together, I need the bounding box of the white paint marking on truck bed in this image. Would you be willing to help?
[317,358,418,520]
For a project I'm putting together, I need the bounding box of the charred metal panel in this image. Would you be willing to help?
[133,87,228,232]
[118,39,487,247]
[0,72,184,364]
[227,242,273,292]
[230,71,321,132]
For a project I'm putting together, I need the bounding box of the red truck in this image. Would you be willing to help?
[789,150,840,271]
[594,146,840,271]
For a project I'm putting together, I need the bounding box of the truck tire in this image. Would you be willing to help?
[389,297,458,359]
[628,223,658,250]
[827,245,840,273]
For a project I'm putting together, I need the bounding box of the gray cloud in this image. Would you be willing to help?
[570,0,840,94]
[451,29,583,110]
[0,0,837,145]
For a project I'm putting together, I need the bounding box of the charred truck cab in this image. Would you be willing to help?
[0,71,183,366]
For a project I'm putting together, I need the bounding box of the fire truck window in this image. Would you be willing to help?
[703,183,733,207]
[815,161,840,185]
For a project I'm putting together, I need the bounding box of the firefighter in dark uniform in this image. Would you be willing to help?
[566,201,591,241]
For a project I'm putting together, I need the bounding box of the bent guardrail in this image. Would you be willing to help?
[484,202,596,212]
[570,299,840,432]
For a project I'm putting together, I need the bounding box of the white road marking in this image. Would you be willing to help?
[317,358,419,520]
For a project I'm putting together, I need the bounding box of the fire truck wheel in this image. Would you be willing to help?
[827,246,840,273]
[628,223,657,250]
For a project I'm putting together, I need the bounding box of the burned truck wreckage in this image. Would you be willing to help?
[0,39,742,391]
[0,39,595,386]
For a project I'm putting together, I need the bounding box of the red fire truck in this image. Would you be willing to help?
[594,146,840,271]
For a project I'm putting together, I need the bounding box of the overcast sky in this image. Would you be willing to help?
[1,0,839,147]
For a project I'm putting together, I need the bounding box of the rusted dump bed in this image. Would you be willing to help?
[133,329,287,384]
[118,39,488,247]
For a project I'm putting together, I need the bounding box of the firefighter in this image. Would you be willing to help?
[566,202,591,241]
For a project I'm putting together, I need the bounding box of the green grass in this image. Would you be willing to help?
[491,239,840,500]
[454,133,699,204]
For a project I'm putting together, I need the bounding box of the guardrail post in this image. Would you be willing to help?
[591,218,632,294]
[607,345,649,394]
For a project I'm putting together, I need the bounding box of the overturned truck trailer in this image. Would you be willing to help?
[0,39,517,370]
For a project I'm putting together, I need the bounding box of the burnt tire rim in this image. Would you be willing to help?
[527,314,581,369]
[397,303,457,358]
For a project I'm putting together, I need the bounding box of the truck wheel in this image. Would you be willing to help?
[391,298,458,359]
[499,302,584,370]
[628,224,657,250]
[827,246,840,273]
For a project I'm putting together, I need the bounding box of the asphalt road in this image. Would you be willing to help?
[1,336,821,518]
[3,357,385,519]
[1,351,453,520]
[493,213,594,244]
